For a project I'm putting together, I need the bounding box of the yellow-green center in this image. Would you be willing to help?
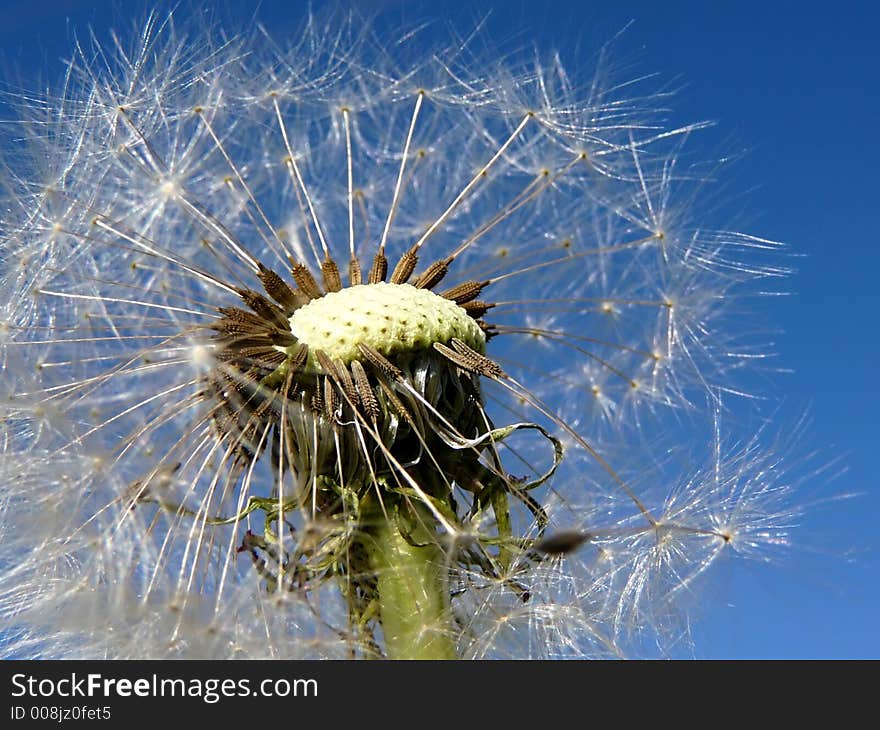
[287,282,485,368]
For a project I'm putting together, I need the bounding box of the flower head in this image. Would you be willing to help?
[0,10,797,658]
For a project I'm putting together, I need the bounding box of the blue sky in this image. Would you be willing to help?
[1,0,876,659]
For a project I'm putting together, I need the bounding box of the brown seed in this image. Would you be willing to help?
[215,307,268,335]
[237,288,289,330]
[440,280,490,304]
[287,342,309,372]
[334,360,358,408]
[256,262,303,312]
[237,347,287,368]
[534,530,592,555]
[314,350,340,380]
[351,360,379,422]
[433,339,504,379]
[322,376,339,420]
[321,257,343,293]
[412,256,452,290]
[349,255,363,286]
[289,259,323,300]
[356,343,403,381]
[368,252,388,284]
[390,245,419,284]
[270,329,297,347]
[461,300,495,319]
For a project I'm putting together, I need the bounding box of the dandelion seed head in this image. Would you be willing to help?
[0,8,808,659]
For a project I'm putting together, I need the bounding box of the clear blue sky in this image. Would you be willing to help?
[1,0,876,659]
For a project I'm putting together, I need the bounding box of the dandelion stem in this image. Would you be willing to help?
[363,501,457,660]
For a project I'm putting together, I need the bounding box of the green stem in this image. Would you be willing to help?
[364,502,457,660]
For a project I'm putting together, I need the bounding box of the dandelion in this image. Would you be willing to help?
[0,11,798,659]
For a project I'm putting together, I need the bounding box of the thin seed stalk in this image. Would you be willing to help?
[363,501,457,660]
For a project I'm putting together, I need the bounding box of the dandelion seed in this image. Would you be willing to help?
[0,11,800,659]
